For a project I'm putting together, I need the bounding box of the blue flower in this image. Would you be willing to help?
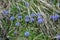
[25,18,30,23]
[37,18,44,24]
[15,22,20,26]
[25,15,30,23]
[31,12,35,17]
[3,10,9,15]
[50,14,60,21]
[18,15,22,19]
[30,18,34,22]
[10,16,15,21]
[25,2,29,7]
[54,34,60,40]
[25,15,30,19]
[25,31,29,37]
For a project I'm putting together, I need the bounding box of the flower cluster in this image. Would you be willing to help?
[2,0,60,39]
[3,10,9,15]
[3,11,44,27]
[3,10,60,27]
[50,14,60,21]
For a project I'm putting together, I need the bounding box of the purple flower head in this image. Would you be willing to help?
[30,18,34,22]
[15,22,20,26]
[54,34,60,40]
[25,2,29,7]
[25,31,29,37]
[25,15,30,19]
[10,16,15,21]
[50,14,60,21]
[18,15,22,19]
[25,15,30,23]
[25,18,30,23]
[31,12,35,17]
[3,10,9,15]
[50,15,54,19]
[37,18,44,24]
